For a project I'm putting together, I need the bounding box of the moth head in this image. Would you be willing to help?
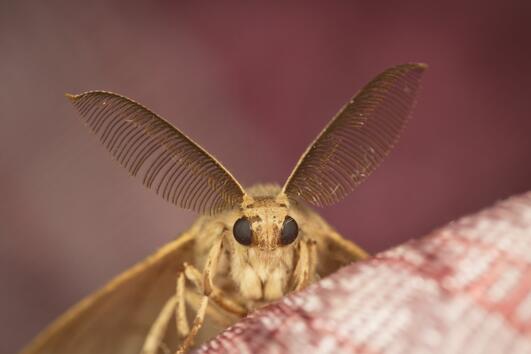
[231,192,299,250]
[226,63,427,252]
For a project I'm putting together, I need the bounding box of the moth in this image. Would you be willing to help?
[21,63,426,354]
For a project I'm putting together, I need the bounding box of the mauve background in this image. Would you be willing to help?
[1,1,530,353]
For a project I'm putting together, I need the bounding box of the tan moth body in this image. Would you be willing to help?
[21,63,426,354]
[191,184,367,308]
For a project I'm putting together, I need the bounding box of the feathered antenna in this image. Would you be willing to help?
[282,63,427,206]
[66,91,246,215]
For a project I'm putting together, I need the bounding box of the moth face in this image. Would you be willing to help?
[232,196,299,250]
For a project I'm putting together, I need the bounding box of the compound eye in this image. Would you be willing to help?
[280,216,298,245]
[233,217,253,246]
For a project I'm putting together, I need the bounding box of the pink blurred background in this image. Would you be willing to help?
[1,1,530,353]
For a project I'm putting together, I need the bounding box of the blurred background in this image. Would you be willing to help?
[1,1,530,352]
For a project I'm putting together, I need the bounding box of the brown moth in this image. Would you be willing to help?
[21,63,426,354]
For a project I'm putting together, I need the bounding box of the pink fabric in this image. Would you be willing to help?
[195,192,531,354]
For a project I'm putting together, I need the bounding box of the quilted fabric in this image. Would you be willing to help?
[195,192,531,354]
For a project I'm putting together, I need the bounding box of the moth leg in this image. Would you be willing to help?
[175,296,208,354]
[185,289,236,328]
[172,261,240,352]
[174,270,237,354]
[175,272,190,337]
[202,238,248,316]
[185,262,247,316]
[293,239,318,291]
[174,237,248,352]
[141,295,178,354]
[185,237,247,316]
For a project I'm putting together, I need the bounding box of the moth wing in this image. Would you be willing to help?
[315,229,369,276]
[20,233,221,354]
[294,206,368,276]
